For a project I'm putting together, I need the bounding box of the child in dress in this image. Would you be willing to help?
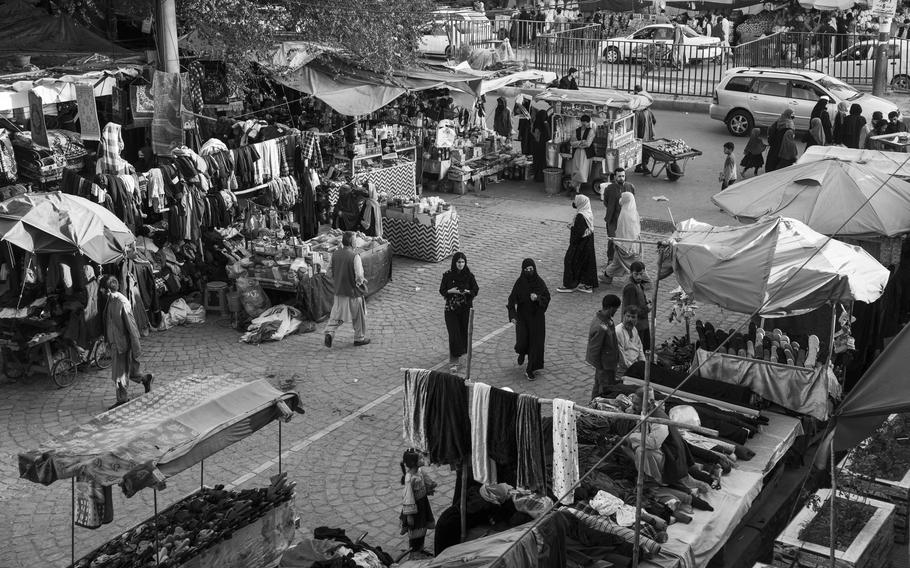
[719,142,738,190]
[399,449,436,556]
[740,128,766,178]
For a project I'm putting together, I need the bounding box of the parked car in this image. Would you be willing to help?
[598,24,723,64]
[418,10,492,58]
[710,67,900,136]
[809,39,910,91]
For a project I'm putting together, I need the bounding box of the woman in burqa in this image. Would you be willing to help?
[558,194,598,293]
[493,96,512,139]
[531,109,552,182]
[357,183,383,237]
[439,252,479,371]
[507,258,551,381]
[765,109,794,172]
[602,191,642,285]
[841,103,866,149]
[776,129,799,169]
[832,101,850,145]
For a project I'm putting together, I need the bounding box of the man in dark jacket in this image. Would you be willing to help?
[324,231,371,347]
[104,275,152,408]
[811,96,833,143]
[602,167,636,263]
[622,261,652,351]
[586,294,621,399]
[558,68,579,90]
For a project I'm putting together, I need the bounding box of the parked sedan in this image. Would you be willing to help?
[809,39,910,91]
[599,24,723,64]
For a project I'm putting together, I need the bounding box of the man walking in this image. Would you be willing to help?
[324,231,371,347]
[622,261,652,351]
[104,275,152,409]
[586,294,621,400]
[602,167,636,264]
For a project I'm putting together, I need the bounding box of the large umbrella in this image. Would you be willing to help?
[797,0,858,10]
[711,159,910,238]
[0,191,135,264]
[670,217,889,316]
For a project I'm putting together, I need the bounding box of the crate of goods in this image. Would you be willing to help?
[385,206,415,221]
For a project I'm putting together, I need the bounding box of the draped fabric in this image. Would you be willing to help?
[552,399,579,505]
[403,369,431,452]
[425,370,471,466]
[470,382,497,485]
[516,393,547,495]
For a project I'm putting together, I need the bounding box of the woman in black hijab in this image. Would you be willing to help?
[507,258,551,380]
[841,103,866,149]
[531,109,552,182]
[439,252,479,371]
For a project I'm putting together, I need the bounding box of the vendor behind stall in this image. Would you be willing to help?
[358,183,383,238]
[567,115,596,194]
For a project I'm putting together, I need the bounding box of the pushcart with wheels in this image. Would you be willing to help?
[642,138,703,182]
[0,330,79,387]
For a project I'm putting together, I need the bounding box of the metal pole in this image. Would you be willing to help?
[465,308,475,380]
[873,16,894,97]
[633,252,664,567]
[279,420,283,474]
[829,435,837,568]
[200,459,204,490]
[154,489,160,567]
[71,477,75,568]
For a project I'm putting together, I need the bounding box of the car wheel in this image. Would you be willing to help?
[891,74,910,91]
[726,109,753,137]
[604,47,620,63]
[444,45,453,59]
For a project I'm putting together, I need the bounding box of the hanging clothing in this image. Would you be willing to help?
[403,369,431,452]
[562,195,598,290]
[425,370,471,466]
[552,398,579,505]
[493,97,512,138]
[531,112,552,181]
[516,393,547,495]
[96,123,135,176]
[487,387,519,465]
[507,258,551,375]
[299,169,319,240]
[470,382,497,485]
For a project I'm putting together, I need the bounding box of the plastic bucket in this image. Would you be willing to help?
[543,168,562,195]
[546,142,560,167]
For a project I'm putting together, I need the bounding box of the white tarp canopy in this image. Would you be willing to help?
[669,217,889,317]
[798,145,910,179]
[0,68,141,112]
[711,158,910,238]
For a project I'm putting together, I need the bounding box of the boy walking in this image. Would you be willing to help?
[585,294,621,400]
[719,142,737,190]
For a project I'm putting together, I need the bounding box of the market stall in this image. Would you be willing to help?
[18,374,304,568]
[534,87,647,191]
[0,191,135,386]
[382,197,460,262]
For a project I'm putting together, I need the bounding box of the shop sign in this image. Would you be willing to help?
[28,90,48,148]
[871,0,898,17]
[75,84,101,141]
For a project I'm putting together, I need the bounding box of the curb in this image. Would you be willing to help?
[650,97,711,114]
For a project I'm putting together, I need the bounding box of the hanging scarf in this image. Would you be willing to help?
[471,382,497,484]
[552,398,579,504]
[744,128,765,155]
[573,194,594,235]
[96,123,133,175]
[516,393,547,494]
[403,368,430,452]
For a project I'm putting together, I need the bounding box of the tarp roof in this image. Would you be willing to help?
[272,54,486,116]
[534,87,652,111]
[798,145,910,179]
[0,67,140,112]
[668,217,889,317]
[0,3,136,58]
[833,321,910,451]
[18,375,303,496]
[712,159,910,238]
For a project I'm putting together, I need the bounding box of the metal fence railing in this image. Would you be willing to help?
[732,31,910,90]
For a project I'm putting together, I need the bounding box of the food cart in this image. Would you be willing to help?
[642,138,703,181]
[533,87,647,187]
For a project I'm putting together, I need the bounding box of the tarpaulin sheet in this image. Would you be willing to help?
[712,159,910,238]
[18,375,302,495]
[534,87,653,111]
[0,7,135,57]
[274,56,485,116]
[798,146,910,179]
[833,321,910,451]
[669,217,889,317]
[693,348,831,420]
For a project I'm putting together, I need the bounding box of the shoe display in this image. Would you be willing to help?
[353,338,372,346]
[324,334,333,348]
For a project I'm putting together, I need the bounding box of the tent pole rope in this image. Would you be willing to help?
[633,252,663,567]
[485,149,910,565]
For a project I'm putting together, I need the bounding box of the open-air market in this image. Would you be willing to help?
[3,0,910,567]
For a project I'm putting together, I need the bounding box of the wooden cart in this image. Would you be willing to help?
[0,330,79,387]
[642,138,703,181]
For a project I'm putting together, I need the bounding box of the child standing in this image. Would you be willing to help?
[740,128,766,177]
[399,449,436,556]
[719,142,738,190]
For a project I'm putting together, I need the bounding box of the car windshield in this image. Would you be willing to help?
[818,77,862,100]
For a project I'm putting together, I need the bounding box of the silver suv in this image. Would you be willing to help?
[710,67,900,136]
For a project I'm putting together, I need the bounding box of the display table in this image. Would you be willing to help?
[383,209,460,262]
[353,161,417,199]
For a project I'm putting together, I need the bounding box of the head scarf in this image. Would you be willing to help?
[446,251,474,289]
[744,128,765,155]
[573,194,594,234]
[779,129,799,161]
[359,182,382,238]
[97,123,133,175]
[511,257,549,300]
[775,109,795,131]
[808,118,825,145]
[837,101,849,114]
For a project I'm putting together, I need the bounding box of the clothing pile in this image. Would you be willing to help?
[279,527,394,567]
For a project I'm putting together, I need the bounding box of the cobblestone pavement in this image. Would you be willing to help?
[0,189,752,567]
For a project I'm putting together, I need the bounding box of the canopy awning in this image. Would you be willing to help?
[668,217,889,317]
[272,55,486,116]
[534,87,652,111]
[712,159,910,238]
[18,375,303,496]
[798,145,910,179]
[0,68,141,112]
[0,7,137,58]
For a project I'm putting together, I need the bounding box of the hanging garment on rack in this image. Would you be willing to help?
[146,168,166,211]
[100,174,141,231]
[96,123,135,176]
[470,382,497,485]
[403,369,431,452]
[516,393,547,495]
[267,176,299,209]
[298,168,319,240]
[232,145,261,188]
[487,387,519,465]
[425,370,471,466]
[297,131,323,170]
[552,398,579,505]
[259,139,281,182]
[0,128,17,185]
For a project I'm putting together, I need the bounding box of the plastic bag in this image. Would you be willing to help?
[185,302,206,324]
[235,276,271,318]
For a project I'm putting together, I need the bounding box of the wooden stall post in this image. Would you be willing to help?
[71,477,75,568]
[827,302,837,568]
[154,488,160,567]
[465,308,475,380]
[633,251,664,568]
[460,461,469,543]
